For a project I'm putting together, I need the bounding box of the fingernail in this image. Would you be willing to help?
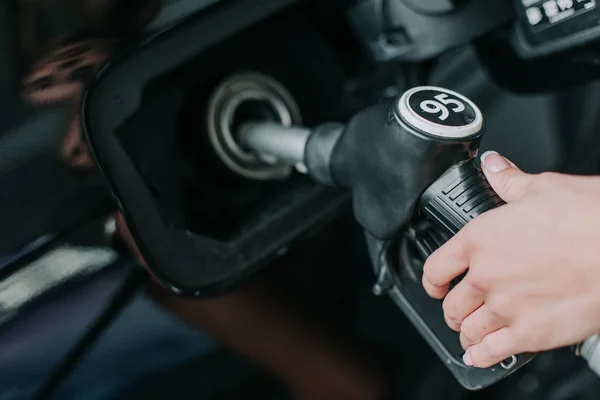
[480,151,510,173]
[463,351,473,366]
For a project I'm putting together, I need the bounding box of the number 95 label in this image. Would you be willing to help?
[407,90,476,128]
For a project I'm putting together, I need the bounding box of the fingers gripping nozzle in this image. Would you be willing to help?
[238,87,532,390]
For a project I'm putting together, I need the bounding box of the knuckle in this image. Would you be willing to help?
[460,328,476,346]
[478,338,494,356]
[537,171,559,181]
[487,296,512,317]
[445,313,461,332]
[535,171,560,191]
[460,332,476,351]
[442,297,459,322]
[460,334,470,350]
[466,263,491,292]
[498,174,515,196]
[461,319,478,342]
[422,259,443,287]
[477,340,502,364]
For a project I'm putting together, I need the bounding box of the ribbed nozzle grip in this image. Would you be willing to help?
[420,161,505,235]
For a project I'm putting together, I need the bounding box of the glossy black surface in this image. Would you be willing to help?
[0,0,226,316]
[0,0,221,396]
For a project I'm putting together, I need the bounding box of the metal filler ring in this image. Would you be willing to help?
[207,72,302,180]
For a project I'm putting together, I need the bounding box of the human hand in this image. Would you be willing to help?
[422,151,600,368]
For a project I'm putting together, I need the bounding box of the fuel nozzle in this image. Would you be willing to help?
[240,86,494,239]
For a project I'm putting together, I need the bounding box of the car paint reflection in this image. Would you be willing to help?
[1,0,161,322]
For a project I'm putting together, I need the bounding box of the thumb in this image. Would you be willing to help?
[480,151,535,203]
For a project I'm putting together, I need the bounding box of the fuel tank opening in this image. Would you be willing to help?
[206,72,303,180]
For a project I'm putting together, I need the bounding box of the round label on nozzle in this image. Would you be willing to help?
[397,86,483,140]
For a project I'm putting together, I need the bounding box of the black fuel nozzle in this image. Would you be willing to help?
[239,86,535,390]
[240,86,496,239]
[310,86,489,240]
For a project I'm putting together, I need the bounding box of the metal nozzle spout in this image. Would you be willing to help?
[237,122,312,172]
